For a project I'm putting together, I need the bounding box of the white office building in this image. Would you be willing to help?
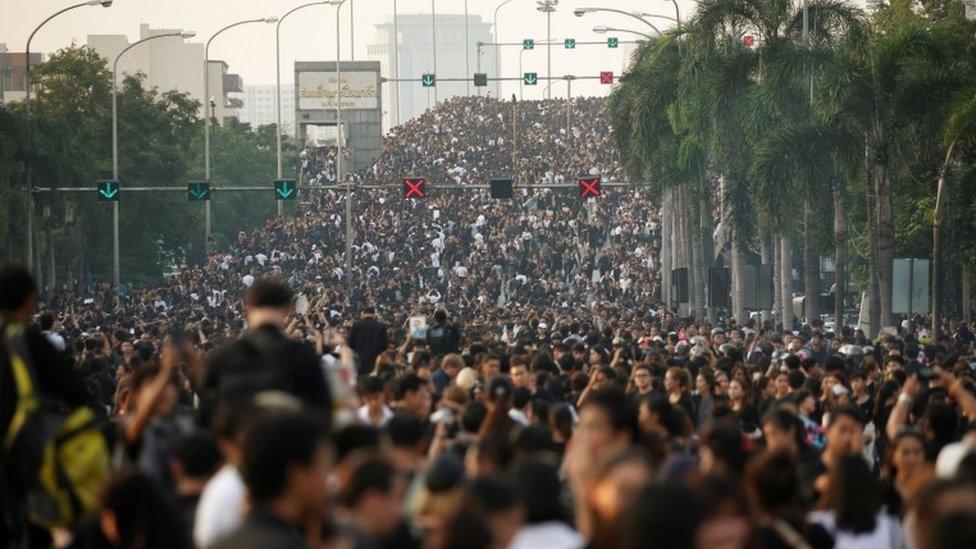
[239,84,295,131]
[368,13,497,128]
[88,24,243,123]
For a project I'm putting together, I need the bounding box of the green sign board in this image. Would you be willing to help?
[274,179,296,200]
[473,73,488,87]
[187,181,210,201]
[97,180,119,202]
[523,72,538,85]
[607,37,619,48]
[422,73,436,87]
[522,38,535,50]
[565,38,576,49]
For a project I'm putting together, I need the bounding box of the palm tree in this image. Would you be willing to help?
[690,0,862,324]
[819,17,961,333]
[932,92,976,335]
[609,37,710,315]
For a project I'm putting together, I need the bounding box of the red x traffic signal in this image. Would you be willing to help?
[578,176,602,198]
[600,71,614,85]
[403,177,427,198]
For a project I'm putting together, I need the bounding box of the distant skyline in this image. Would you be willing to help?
[1,0,702,100]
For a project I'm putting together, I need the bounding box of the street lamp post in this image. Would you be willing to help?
[204,17,277,240]
[24,0,113,276]
[431,0,438,103]
[334,1,354,287]
[464,0,470,95]
[277,2,340,218]
[393,0,400,125]
[112,31,194,286]
[536,0,558,100]
[493,0,521,99]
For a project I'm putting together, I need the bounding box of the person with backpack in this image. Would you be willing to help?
[426,309,461,356]
[0,265,101,547]
[197,279,331,427]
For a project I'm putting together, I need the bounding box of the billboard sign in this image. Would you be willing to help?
[297,70,379,110]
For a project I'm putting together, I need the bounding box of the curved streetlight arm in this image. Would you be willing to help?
[633,12,679,24]
[668,0,681,26]
[207,18,271,59]
[26,1,112,109]
[113,32,191,177]
[113,32,190,75]
[595,26,656,40]
[493,0,521,96]
[575,7,662,33]
[276,2,340,179]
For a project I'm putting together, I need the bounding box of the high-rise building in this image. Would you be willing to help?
[87,24,243,122]
[239,84,295,131]
[0,43,43,104]
[368,13,497,128]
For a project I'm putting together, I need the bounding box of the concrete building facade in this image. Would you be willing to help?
[0,44,43,103]
[87,24,242,122]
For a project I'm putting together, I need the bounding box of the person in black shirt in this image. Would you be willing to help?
[426,309,461,356]
[348,307,389,376]
[198,279,331,427]
[0,266,89,547]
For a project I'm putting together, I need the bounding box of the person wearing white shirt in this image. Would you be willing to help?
[193,463,246,547]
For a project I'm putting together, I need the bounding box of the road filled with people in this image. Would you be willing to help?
[2,95,976,549]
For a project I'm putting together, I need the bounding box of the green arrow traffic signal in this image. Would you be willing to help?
[565,38,576,49]
[274,179,296,200]
[97,180,119,202]
[607,37,619,48]
[422,73,436,87]
[187,181,210,201]
[522,38,534,50]
[523,72,538,85]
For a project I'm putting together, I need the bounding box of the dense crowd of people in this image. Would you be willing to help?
[4,94,976,549]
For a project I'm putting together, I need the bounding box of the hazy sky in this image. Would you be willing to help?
[2,0,694,99]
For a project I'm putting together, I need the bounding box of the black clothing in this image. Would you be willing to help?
[348,316,389,375]
[426,322,461,356]
[198,324,331,426]
[1,323,88,547]
[1,324,88,443]
[211,510,307,549]
[756,520,835,549]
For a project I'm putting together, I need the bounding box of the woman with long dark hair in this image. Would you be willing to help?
[809,455,904,547]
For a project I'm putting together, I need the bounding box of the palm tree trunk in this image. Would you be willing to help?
[866,147,881,338]
[688,186,704,318]
[932,141,955,340]
[701,196,715,322]
[661,189,673,308]
[780,234,793,330]
[803,196,819,324]
[760,233,773,325]
[874,153,894,329]
[833,179,847,337]
[732,237,746,323]
[682,186,695,315]
[773,236,782,329]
